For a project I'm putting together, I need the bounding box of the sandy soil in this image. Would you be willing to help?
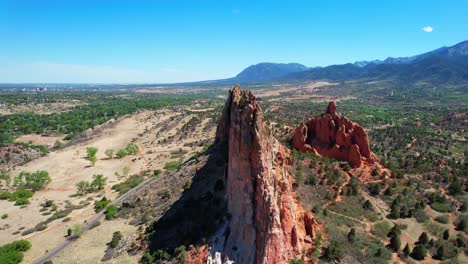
[0,106,217,263]
[15,135,65,148]
[51,219,139,264]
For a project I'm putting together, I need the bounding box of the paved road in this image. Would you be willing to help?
[33,177,154,264]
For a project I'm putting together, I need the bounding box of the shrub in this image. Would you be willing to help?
[125,143,139,155]
[53,140,63,148]
[140,251,154,264]
[15,197,29,206]
[431,202,452,213]
[372,220,392,239]
[94,197,109,212]
[434,214,449,224]
[109,231,123,248]
[72,224,82,237]
[164,158,183,171]
[105,205,117,220]
[105,149,114,159]
[290,259,304,264]
[116,149,127,158]
[64,133,75,140]
[322,240,344,261]
[112,177,143,195]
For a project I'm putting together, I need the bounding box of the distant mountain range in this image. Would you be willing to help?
[353,40,468,67]
[233,63,308,82]
[227,40,468,85]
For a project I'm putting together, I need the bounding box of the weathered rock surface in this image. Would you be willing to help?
[292,101,374,168]
[208,85,322,264]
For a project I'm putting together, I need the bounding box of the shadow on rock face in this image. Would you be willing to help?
[147,143,228,254]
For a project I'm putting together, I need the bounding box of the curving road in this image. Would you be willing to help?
[33,177,154,264]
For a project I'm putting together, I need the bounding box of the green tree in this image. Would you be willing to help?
[443,229,449,240]
[457,219,467,231]
[72,224,82,237]
[390,234,401,252]
[403,243,411,257]
[125,143,139,155]
[436,245,446,260]
[448,178,462,195]
[388,224,401,237]
[86,147,98,166]
[390,203,400,219]
[91,174,107,190]
[105,205,117,220]
[86,147,98,158]
[418,232,429,245]
[17,171,51,191]
[322,240,343,261]
[67,228,72,237]
[116,149,127,159]
[363,200,372,210]
[76,181,90,195]
[88,155,97,166]
[347,228,356,243]
[411,244,427,260]
[140,251,154,264]
[94,197,109,212]
[105,149,114,159]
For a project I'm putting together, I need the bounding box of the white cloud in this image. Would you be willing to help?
[422,26,433,33]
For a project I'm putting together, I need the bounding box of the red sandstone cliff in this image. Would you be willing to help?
[292,101,375,168]
[208,85,322,264]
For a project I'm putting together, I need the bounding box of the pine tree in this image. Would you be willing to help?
[403,243,410,257]
[390,234,401,252]
[417,232,429,245]
[347,228,356,243]
[443,229,449,240]
[388,224,401,237]
[436,245,446,260]
[411,244,427,260]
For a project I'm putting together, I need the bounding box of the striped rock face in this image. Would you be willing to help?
[207,85,322,264]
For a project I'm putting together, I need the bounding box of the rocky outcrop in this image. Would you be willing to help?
[209,85,322,264]
[292,101,375,168]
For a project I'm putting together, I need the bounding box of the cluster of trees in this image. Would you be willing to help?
[105,143,139,160]
[0,170,50,205]
[0,92,206,143]
[0,240,32,264]
[75,174,107,195]
[13,171,51,191]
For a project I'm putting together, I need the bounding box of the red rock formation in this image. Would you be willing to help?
[292,101,375,168]
[209,85,322,264]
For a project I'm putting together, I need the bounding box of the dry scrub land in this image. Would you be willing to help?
[0,106,217,263]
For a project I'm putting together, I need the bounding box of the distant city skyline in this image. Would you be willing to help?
[1,0,467,83]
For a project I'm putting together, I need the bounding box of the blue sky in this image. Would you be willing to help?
[1,0,467,83]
